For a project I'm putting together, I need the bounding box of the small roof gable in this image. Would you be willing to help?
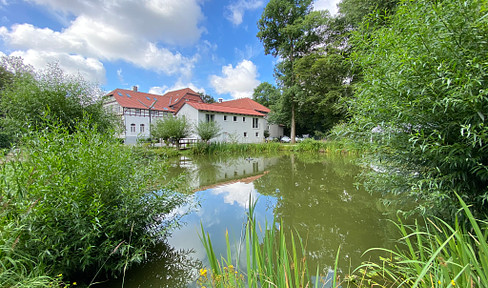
[184,102,266,117]
[215,98,270,114]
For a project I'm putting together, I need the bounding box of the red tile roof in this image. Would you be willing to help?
[184,102,266,116]
[214,98,270,114]
[106,88,202,112]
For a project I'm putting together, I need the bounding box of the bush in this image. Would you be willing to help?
[0,58,117,139]
[195,121,221,142]
[0,121,186,283]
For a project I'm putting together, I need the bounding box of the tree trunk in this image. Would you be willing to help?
[290,100,296,144]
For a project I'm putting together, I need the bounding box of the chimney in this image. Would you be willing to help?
[218,98,223,103]
[132,86,138,92]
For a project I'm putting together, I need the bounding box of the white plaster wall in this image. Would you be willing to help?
[123,112,168,144]
[177,103,266,143]
[177,104,200,139]
[268,124,284,138]
[210,113,265,143]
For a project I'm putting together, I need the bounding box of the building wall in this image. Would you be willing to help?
[177,104,266,143]
[123,109,169,144]
[268,123,284,139]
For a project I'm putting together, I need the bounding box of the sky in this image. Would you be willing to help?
[0,0,340,100]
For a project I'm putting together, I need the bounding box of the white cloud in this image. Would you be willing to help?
[0,0,204,82]
[225,0,263,26]
[148,86,168,95]
[117,69,127,85]
[211,182,257,208]
[313,0,340,15]
[29,0,204,45]
[210,60,260,99]
[149,80,205,95]
[11,49,106,84]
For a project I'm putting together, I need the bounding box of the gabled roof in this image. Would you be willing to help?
[106,88,202,112]
[214,98,270,114]
[184,102,266,117]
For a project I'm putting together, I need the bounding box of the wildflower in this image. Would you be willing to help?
[438,280,441,285]
[199,268,208,277]
[73,282,77,286]
[57,274,63,277]
[228,265,234,270]
[451,280,456,286]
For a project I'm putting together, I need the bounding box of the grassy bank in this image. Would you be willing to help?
[135,139,364,157]
[198,195,488,288]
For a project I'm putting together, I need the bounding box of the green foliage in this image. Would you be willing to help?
[191,142,282,156]
[196,121,221,142]
[0,57,116,139]
[294,48,352,133]
[151,116,191,147]
[253,82,280,111]
[0,120,186,282]
[344,0,488,215]
[199,92,216,104]
[338,0,399,28]
[356,195,488,288]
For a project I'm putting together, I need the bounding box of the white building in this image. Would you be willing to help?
[104,87,203,144]
[177,101,267,143]
[105,87,280,144]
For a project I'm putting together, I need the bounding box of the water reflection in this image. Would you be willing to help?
[110,154,396,287]
[106,241,201,288]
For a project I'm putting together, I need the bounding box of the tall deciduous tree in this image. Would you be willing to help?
[253,82,280,108]
[257,0,324,143]
[346,0,488,216]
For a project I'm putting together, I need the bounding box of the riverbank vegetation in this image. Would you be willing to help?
[0,59,187,286]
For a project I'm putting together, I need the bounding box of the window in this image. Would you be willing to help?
[233,116,237,122]
[223,115,227,121]
[243,132,247,137]
[206,114,215,122]
[140,124,145,133]
[242,117,246,122]
[252,118,259,128]
[130,123,136,133]
[255,132,259,137]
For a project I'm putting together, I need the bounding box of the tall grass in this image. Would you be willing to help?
[355,194,488,287]
[191,142,282,156]
[198,198,340,288]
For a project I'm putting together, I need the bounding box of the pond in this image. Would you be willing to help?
[107,153,397,287]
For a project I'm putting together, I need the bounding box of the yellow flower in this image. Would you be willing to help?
[199,268,208,277]
[438,280,441,285]
[451,280,456,286]
[57,274,63,278]
[228,265,234,270]
[72,282,77,286]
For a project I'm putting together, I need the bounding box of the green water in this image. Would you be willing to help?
[106,153,397,287]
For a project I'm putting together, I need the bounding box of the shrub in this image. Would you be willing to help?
[0,120,186,282]
[195,121,221,142]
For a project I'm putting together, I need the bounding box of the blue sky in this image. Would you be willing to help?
[0,0,339,100]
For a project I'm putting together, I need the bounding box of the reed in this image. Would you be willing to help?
[355,194,488,288]
[198,197,343,288]
[191,142,282,156]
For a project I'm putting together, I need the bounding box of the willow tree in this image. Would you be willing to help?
[257,0,324,143]
[347,0,488,216]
